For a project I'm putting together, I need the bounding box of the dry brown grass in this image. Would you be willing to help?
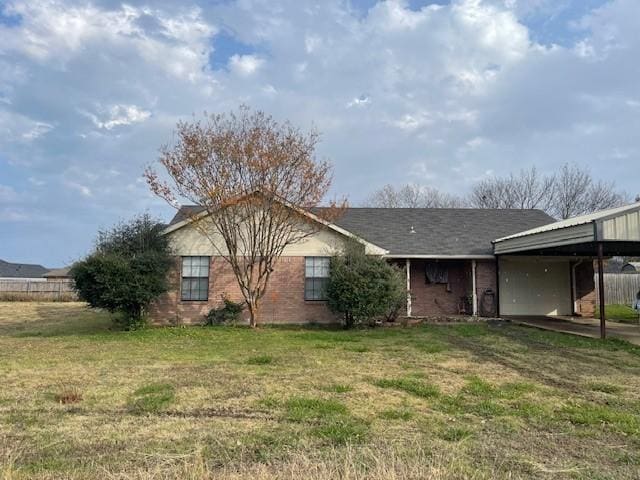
[1,303,640,479]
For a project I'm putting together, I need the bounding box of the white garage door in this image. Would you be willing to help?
[499,258,572,316]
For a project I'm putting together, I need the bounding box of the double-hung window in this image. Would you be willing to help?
[304,257,330,301]
[181,256,210,301]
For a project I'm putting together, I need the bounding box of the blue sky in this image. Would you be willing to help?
[1,0,639,266]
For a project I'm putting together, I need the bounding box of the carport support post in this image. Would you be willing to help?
[406,259,412,317]
[597,242,606,339]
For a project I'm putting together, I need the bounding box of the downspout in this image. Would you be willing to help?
[406,258,412,317]
[571,260,584,315]
[471,260,478,316]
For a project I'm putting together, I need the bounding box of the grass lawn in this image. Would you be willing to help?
[2,303,640,479]
[605,304,640,324]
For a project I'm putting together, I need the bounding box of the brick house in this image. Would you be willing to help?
[149,201,640,325]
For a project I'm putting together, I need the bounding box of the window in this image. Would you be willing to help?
[181,256,210,301]
[305,257,330,300]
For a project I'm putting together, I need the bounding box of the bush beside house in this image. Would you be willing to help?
[326,243,406,328]
[71,214,172,330]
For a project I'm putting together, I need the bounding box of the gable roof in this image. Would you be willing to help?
[43,267,71,278]
[165,203,389,255]
[168,206,553,258]
[0,259,49,278]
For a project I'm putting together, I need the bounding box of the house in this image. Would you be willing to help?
[149,201,640,326]
[42,267,73,281]
[0,259,49,282]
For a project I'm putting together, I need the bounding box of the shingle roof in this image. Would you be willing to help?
[0,259,49,278]
[168,206,554,257]
[42,267,71,278]
[329,208,554,256]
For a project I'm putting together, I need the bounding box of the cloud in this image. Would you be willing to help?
[1,0,639,266]
[229,54,265,76]
[81,104,152,130]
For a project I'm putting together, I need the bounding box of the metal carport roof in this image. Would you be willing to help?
[493,202,640,256]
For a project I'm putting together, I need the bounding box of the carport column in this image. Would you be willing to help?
[597,242,606,339]
[406,258,412,317]
[472,260,478,316]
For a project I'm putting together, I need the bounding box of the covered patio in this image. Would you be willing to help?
[493,202,640,339]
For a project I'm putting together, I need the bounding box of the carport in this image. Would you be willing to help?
[493,202,640,338]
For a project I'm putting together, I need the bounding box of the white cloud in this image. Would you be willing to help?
[229,54,265,76]
[1,0,640,266]
[81,104,151,130]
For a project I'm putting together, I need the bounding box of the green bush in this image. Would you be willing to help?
[326,242,406,328]
[70,214,172,330]
[205,295,245,325]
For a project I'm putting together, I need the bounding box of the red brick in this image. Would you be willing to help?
[149,256,339,325]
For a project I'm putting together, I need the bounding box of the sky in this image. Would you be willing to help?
[1,0,639,267]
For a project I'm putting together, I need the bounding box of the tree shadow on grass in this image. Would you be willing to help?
[432,322,640,393]
[0,302,114,338]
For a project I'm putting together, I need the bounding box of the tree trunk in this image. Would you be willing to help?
[248,299,259,328]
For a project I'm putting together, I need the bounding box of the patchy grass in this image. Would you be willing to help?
[284,396,347,421]
[604,304,640,324]
[379,408,414,421]
[129,383,175,414]
[2,302,640,479]
[374,377,441,399]
[321,383,353,393]
[246,354,275,365]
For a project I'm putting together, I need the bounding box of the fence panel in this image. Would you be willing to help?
[0,280,77,301]
[594,274,640,305]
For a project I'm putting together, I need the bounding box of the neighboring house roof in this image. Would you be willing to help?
[0,259,49,278]
[622,262,640,273]
[168,206,553,258]
[42,267,71,278]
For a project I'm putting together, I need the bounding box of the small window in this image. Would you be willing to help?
[305,257,330,301]
[181,256,210,301]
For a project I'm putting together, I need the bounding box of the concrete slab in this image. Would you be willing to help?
[505,315,640,346]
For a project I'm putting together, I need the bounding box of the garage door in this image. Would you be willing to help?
[499,258,571,316]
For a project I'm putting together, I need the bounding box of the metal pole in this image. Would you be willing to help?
[406,259,412,317]
[597,242,606,339]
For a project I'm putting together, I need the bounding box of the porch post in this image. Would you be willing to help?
[406,258,412,317]
[597,242,606,339]
[471,260,478,316]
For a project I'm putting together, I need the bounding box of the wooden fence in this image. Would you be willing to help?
[0,280,77,301]
[595,274,640,305]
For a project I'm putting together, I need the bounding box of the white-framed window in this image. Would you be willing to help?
[305,257,330,301]
[181,256,210,301]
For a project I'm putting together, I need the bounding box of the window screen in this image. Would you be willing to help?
[305,257,330,301]
[181,256,210,301]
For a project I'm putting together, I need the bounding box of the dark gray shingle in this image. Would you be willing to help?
[0,259,50,278]
[168,206,554,256]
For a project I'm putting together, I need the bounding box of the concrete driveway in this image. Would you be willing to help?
[505,315,640,346]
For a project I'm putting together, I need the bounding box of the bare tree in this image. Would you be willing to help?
[469,167,555,211]
[363,184,466,208]
[469,164,627,218]
[145,107,344,327]
[551,163,628,219]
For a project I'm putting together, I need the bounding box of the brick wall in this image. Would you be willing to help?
[149,256,340,325]
[476,260,498,317]
[408,259,472,316]
[574,260,596,317]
